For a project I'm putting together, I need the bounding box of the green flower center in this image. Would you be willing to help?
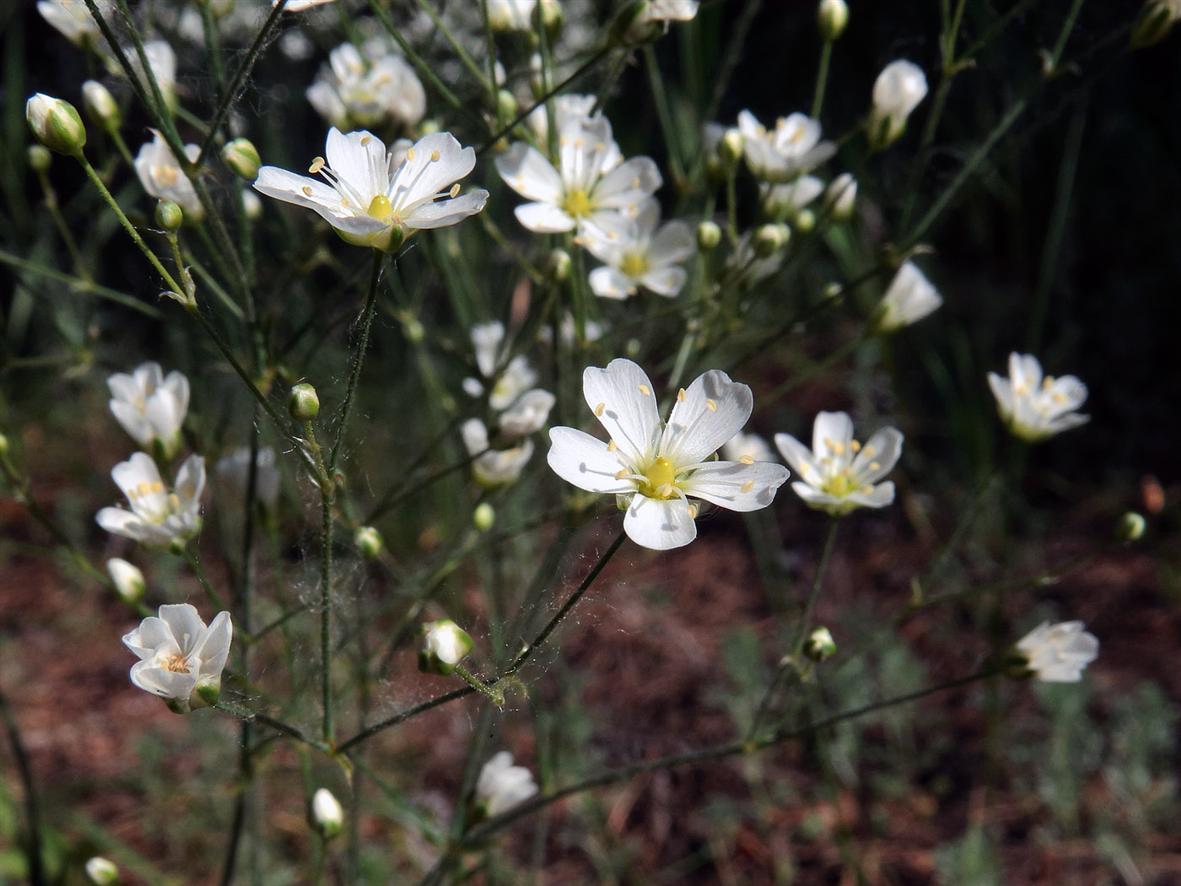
[620,251,649,279]
[640,456,678,498]
[562,188,593,218]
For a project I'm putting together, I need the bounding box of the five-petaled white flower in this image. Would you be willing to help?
[254,128,488,252]
[122,603,232,711]
[547,359,790,550]
[307,42,425,131]
[476,752,538,817]
[762,175,825,222]
[97,452,205,548]
[869,60,928,149]
[496,114,661,234]
[135,130,203,221]
[737,110,836,182]
[580,198,695,299]
[107,362,190,460]
[463,419,535,487]
[875,262,942,332]
[1014,621,1099,683]
[988,353,1088,442]
[775,412,902,516]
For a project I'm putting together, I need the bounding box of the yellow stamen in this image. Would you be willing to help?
[638,384,651,396]
[607,440,617,452]
[561,188,593,218]
[406,147,416,161]
[301,185,313,197]
[309,156,325,174]
[594,402,606,417]
[739,455,755,465]
[850,440,861,453]
[360,135,372,146]
[705,399,717,412]
[430,150,441,162]
[740,480,754,493]
[677,388,686,402]
[161,652,189,673]
[620,251,649,279]
[641,457,677,498]
[448,183,460,198]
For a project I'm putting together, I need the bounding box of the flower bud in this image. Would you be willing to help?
[1131,0,1181,48]
[867,61,928,151]
[753,223,790,257]
[107,558,146,604]
[612,2,660,46]
[495,89,518,123]
[538,0,563,30]
[824,173,857,221]
[546,248,572,283]
[719,128,744,165]
[27,144,51,172]
[288,382,320,421]
[0,433,8,456]
[155,199,184,231]
[241,189,262,220]
[419,618,474,675]
[697,220,722,251]
[221,137,260,180]
[85,857,119,885]
[401,313,425,342]
[26,93,87,156]
[817,0,848,40]
[311,788,344,839]
[1117,511,1147,542]
[804,626,836,662]
[81,80,120,129]
[193,675,221,708]
[418,118,442,136]
[354,525,384,559]
[793,209,816,234]
[473,502,496,531]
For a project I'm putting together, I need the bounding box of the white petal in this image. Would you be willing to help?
[158,603,207,654]
[391,132,476,210]
[660,369,753,466]
[110,400,154,447]
[515,202,576,232]
[681,461,790,512]
[495,142,563,203]
[405,189,488,229]
[547,427,630,493]
[773,432,819,481]
[594,157,662,209]
[647,220,695,266]
[582,359,662,464]
[811,411,854,460]
[640,266,687,297]
[846,481,895,509]
[326,127,388,198]
[130,661,195,699]
[589,266,635,300]
[254,166,351,219]
[850,427,903,484]
[623,495,697,550]
[194,610,233,677]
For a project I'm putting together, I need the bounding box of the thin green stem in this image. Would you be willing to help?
[414,0,495,97]
[811,40,833,119]
[366,0,471,119]
[184,548,231,613]
[0,249,159,317]
[0,689,44,886]
[302,421,336,744]
[644,45,685,186]
[329,251,383,473]
[35,171,88,280]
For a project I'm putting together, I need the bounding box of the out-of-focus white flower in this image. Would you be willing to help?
[525,94,600,146]
[311,788,344,838]
[38,0,113,49]
[775,412,902,516]
[538,313,605,347]
[726,230,784,287]
[498,389,556,437]
[276,0,338,10]
[419,618,474,674]
[737,110,835,182]
[988,353,1089,442]
[462,322,547,413]
[722,432,776,464]
[84,857,119,885]
[241,188,263,220]
[254,128,487,252]
[216,446,281,510]
[762,175,825,222]
[122,603,231,711]
[462,419,535,486]
[1014,621,1099,682]
[96,453,205,548]
[476,752,538,817]
[868,60,928,150]
[548,359,790,550]
[874,262,942,332]
[108,362,190,460]
[107,558,146,604]
[126,40,178,110]
[307,43,425,131]
[581,198,695,299]
[135,131,203,221]
[824,173,857,221]
[81,80,119,128]
[496,114,660,234]
[488,0,537,30]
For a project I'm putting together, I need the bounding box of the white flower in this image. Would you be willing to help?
[775,412,902,516]
[311,788,344,838]
[127,40,178,110]
[869,60,928,149]
[277,0,338,10]
[38,0,112,49]
[643,0,700,22]
[726,230,784,287]
[496,114,661,234]
[875,262,942,332]
[737,110,836,182]
[498,389,556,437]
[463,322,545,412]
[107,361,190,459]
[122,603,232,710]
[548,359,790,550]
[420,618,474,674]
[135,130,204,221]
[1015,621,1099,683]
[988,353,1088,442]
[722,432,776,464]
[463,419,535,487]
[581,198,695,300]
[107,558,146,603]
[488,0,536,30]
[96,453,205,548]
[762,175,825,221]
[307,43,425,131]
[525,94,601,146]
[215,446,281,510]
[254,128,488,252]
[476,752,538,817]
[824,173,857,220]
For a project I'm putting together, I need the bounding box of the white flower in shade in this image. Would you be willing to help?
[547,359,790,550]
[419,618,474,674]
[254,128,487,252]
[824,173,857,220]
[496,114,661,234]
[488,0,536,30]
[737,110,836,182]
[462,322,545,412]
[538,312,604,347]
[122,603,232,711]
[874,262,942,332]
[127,40,178,110]
[726,230,784,287]
[215,446,281,510]
[868,60,928,149]
[476,752,538,817]
[311,788,344,838]
[38,0,112,49]
[96,453,205,548]
[108,361,190,460]
[135,131,203,221]
[525,94,600,146]
[581,198,695,300]
[307,43,425,131]
[775,412,902,516]
[277,0,338,10]
[463,419,535,487]
[107,558,146,604]
[722,432,776,465]
[1014,621,1099,683]
[762,175,825,221]
[988,353,1089,442]
[498,389,556,437]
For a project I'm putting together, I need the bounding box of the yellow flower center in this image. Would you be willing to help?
[562,188,593,218]
[161,652,189,673]
[367,194,395,222]
[640,456,678,498]
[620,251,649,279]
[822,472,853,497]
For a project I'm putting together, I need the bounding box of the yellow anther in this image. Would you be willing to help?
[869,461,881,471]
[430,150,441,162]
[631,177,641,188]
[614,469,629,480]
[561,188,593,218]
[687,503,699,520]
[448,183,460,198]
[620,251,649,279]
[360,135,372,146]
[638,384,651,396]
[677,388,686,402]
[309,156,326,174]
[740,455,755,465]
[154,165,178,187]
[862,446,876,458]
[301,185,313,196]
[1043,376,1055,389]
[862,484,873,494]
[594,402,606,417]
[705,399,718,412]
[740,480,754,493]
[406,147,416,161]
[850,440,861,453]
[607,439,618,452]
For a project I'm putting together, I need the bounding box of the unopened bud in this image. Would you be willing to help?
[26,93,87,156]
[793,209,816,234]
[495,89,518,123]
[419,618,474,675]
[473,502,496,531]
[1131,0,1181,48]
[825,173,857,221]
[155,199,184,231]
[288,382,320,421]
[1117,511,1147,542]
[817,0,849,41]
[0,433,9,456]
[804,626,836,662]
[107,558,146,604]
[538,0,563,30]
[418,119,442,136]
[81,80,120,129]
[697,220,722,251]
[354,525,384,559]
[719,128,744,165]
[753,223,789,257]
[311,788,344,839]
[241,189,262,220]
[85,857,119,885]
[27,144,51,172]
[546,248,572,282]
[221,137,261,180]
[401,314,425,342]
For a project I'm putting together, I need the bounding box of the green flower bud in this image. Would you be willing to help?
[418,119,442,136]
[0,432,8,456]
[538,0,563,30]
[107,558,146,604]
[794,208,816,234]
[1131,0,1181,48]
[495,89,518,123]
[817,0,849,41]
[719,128,744,165]
[418,618,474,675]
[473,502,496,532]
[85,856,119,885]
[193,677,221,709]
[804,626,836,662]
[81,80,120,129]
[546,248,572,282]
[1117,511,1147,542]
[27,144,51,172]
[354,525,384,559]
[26,93,87,156]
[221,137,261,180]
[753,223,790,257]
[311,788,344,839]
[155,199,184,231]
[697,220,722,251]
[289,383,320,421]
